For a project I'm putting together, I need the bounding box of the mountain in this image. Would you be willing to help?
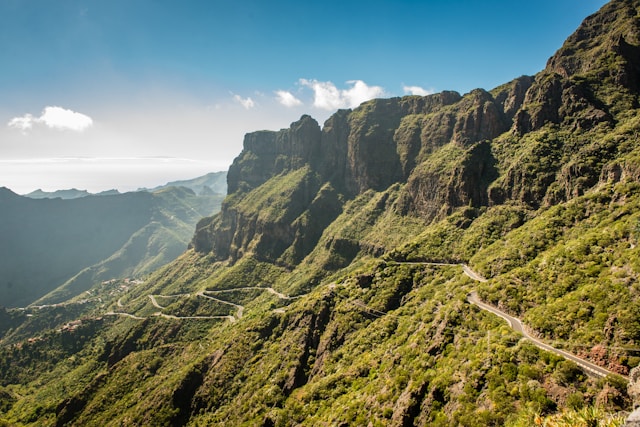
[23,171,227,199]
[24,188,121,199]
[143,171,227,195]
[24,188,94,199]
[0,186,223,308]
[2,1,640,425]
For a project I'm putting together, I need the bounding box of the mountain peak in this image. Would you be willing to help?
[0,186,19,200]
[546,0,640,86]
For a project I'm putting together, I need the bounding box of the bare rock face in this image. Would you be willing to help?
[626,409,640,427]
[226,115,322,194]
[493,76,534,121]
[512,72,564,134]
[451,89,509,146]
[341,98,406,195]
[511,71,612,135]
[394,90,505,220]
[629,366,640,407]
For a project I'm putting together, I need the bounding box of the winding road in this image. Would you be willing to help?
[75,260,627,379]
[464,279,616,378]
[197,291,245,319]
[387,261,620,379]
[106,286,303,323]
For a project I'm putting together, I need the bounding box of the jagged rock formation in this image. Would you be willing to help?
[192,87,521,264]
[193,0,640,267]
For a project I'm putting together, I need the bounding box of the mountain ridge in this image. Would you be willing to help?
[19,170,227,200]
[2,1,640,425]
[0,186,224,308]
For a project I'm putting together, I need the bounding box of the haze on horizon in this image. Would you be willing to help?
[0,0,608,194]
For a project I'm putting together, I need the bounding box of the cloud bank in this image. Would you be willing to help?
[299,79,385,110]
[8,106,93,132]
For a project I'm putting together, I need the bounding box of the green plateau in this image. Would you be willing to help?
[2,1,640,425]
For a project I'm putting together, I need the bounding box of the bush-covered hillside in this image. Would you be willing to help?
[2,1,640,426]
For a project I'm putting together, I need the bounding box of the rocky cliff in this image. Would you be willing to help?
[193,0,640,266]
[192,84,527,264]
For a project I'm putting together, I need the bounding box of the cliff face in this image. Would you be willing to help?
[193,1,640,263]
[226,115,322,194]
[195,50,582,262]
[193,85,525,263]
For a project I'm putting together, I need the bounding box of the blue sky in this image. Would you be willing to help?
[0,0,608,193]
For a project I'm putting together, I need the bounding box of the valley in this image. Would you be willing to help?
[0,181,225,308]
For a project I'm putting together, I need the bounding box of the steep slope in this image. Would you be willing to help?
[0,186,223,307]
[145,171,227,195]
[2,1,640,426]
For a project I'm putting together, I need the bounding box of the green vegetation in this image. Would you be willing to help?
[0,185,223,308]
[3,1,640,425]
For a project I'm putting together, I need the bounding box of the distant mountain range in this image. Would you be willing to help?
[24,188,119,199]
[142,171,227,195]
[0,171,226,308]
[23,171,227,200]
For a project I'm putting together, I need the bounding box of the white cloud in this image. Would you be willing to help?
[299,79,385,110]
[275,90,303,107]
[8,106,93,132]
[41,106,93,131]
[403,85,435,96]
[233,94,255,109]
[8,114,36,131]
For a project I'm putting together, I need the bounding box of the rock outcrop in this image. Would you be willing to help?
[192,89,514,262]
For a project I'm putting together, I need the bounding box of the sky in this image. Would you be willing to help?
[0,0,609,194]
